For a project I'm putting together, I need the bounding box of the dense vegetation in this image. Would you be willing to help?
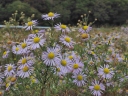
[1,0,128,26]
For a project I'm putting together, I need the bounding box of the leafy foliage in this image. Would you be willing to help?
[0,0,41,24]
[1,0,128,25]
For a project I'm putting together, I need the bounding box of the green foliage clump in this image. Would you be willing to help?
[0,0,41,24]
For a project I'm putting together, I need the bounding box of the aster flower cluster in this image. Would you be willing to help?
[0,11,128,96]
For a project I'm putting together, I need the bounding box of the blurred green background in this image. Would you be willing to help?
[0,0,128,26]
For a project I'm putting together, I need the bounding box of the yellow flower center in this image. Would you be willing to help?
[106,57,110,60]
[33,37,40,43]
[3,51,7,55]
[91,51,95,55]
[48,52,55,59]
[73,64,79,69]
[34,30,39,33]
[126,90,128,93]
[22,66,29,72]
[27,21,33,26]
[61,24,67,29]
[21,58,27,64]
[6,83,10,88]
[0,91,2,95]
[68,55,73,59]
[81,33,88,39]
[94,84,100,90]
[82,26,88,30]
[56,68,60,72]
[15,47,19,51]
[77,75,83,81]
[65,37,71,42]
[31,79,36,83]
[89,61,94,65]
[48,12,54,17]
[103,68,110,74]
[61,60,67,66]
[7,66,12,71]
[7,41,12,44]
[26,85,30,89]
[21,43,27,48]
[11,77,17,82]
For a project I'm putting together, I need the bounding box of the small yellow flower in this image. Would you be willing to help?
[61,60,67,66]
[11,77,17,82]
[6,83,10,88]
[61,24,67,29]
[73,64,79,69]
[3,51,7,55]
[48,12,54,17]
[34,30,39,33]
[65,37,71,42]
[81,33,88,39]
[21,58,27,64]
[82,26,88,30]
[94,84,100,90]
[21,43,27,48]
[103,68,110,74]
[27,21,33,26]
[48,52,55,59]
[7,66,12,72]
[22,66,29,72]
[33,37,40,43]
[77,75,83,81]
[91,51,95,55]
[26,85,30,89]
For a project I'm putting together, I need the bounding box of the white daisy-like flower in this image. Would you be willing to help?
[106,81,115,87]
[54,67,66,76]
[27,34,35,39]
[10,76,17,84]
[42,47,61,66]
[79,26,92,33]
[88,59,94,66]
[117,88,123,94]
[72,72,86,87]
[6,75,17,84]
[104,56,113,63]
[12,45,21,55]
[18,56,34,68]
[112,53,123,62]
[4,64,16,76]
[54,44,62,52]
[2,50,10,58]
[56,55,72,74]
[37,29,46,35]
[42,12,60,20]
[80,33,90,41]
[20,39,29,54]
[17,65,34,78]
[66,51,79,60]
[32,29,46,35]
[6,82,11,91]
[54,23,70,33]
[71,58,84,74]
[60,35,75,48]
[27,34,46,50]
[89,80,105,96]
[30,76,38,84]
[98,64,114,79]
[24,20,37,30]
[88,51,96,57]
